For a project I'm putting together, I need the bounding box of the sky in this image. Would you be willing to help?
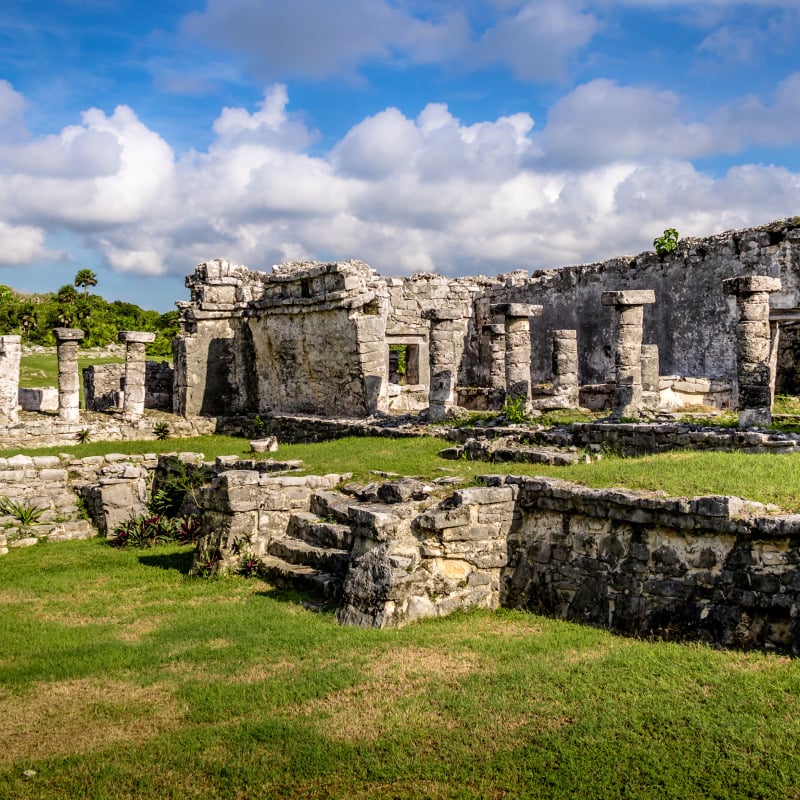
[0,1,799,312]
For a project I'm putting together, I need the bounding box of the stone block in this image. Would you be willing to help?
[601,290,656,306]
[723,276,781,295]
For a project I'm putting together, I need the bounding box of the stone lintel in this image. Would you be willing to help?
[421,309,461,321]
[723,276,782,295]
[553,329,577,340]
[52,328,85,342]
[601,290,656,307]
[490,303,543,318]
[118,331,156,344]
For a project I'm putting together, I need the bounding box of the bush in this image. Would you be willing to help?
[110,513,202,548]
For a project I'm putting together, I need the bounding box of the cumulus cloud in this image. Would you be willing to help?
[0,80,799,285]
[540,79,718,166]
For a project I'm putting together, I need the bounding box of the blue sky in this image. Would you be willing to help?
[0,0,798,311]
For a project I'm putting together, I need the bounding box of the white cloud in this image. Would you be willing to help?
[0,221,63,265]
[181,0,468,81]
[540,79,718,166]
[0,80,798,286]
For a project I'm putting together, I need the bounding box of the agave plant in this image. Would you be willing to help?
[0,497,45,530]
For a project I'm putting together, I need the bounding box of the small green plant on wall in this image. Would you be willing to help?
[654,228,679,256]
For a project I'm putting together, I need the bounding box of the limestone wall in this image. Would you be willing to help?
[175,258,393,417]
[501,475,800,652]
[0,452,162,553]
[0,412,216,451]
[190,464,800,652]
[477,218,800,387]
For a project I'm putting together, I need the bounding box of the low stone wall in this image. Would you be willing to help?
[191,465,800,652]
[0,452,164,553]
[0,451,217,552]
[500,475,800,652]
[444,421,800,458]
[0,411,217,450]
[83,361,174,412]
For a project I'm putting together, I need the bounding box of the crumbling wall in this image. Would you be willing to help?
[476,219,800,387]
[501,475,800,652]
[176,259,391,417]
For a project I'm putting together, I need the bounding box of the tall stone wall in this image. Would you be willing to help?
[476,218,800,387]
[174,218,800,419]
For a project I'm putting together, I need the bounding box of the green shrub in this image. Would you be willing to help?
[502,395,529,423]
[654,228,679,256]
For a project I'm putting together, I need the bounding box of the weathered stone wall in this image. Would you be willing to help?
[476,218,800,387]
[174,219,800,417]
[175,258,393,418]
[0,411,216,451]
[84,361,174,412]
[189,463,800,652]
[0,452,164,553]
[500,475,800,652]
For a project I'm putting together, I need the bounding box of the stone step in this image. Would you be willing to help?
[309,490,353,524]
[287,511,354,550]
[258,555,342,599]
[267,536,350,575]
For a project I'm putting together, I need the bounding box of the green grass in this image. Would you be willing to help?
[5,433,800,511]
[1,537,799,799]
[19,353,125,389]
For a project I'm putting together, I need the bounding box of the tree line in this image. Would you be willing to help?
[0,270,178,357]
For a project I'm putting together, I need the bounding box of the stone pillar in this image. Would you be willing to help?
[640,344,660,410]
[600,290,656,418]
[0,335,21,424]
[119,331,156,419]
[423,309,460,421]
[722,276,782,428]
[551,329,579,409]
[491,303,543,409]
[53,328,85,422]
[482,323,506,391]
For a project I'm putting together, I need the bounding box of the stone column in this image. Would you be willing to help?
[482,323,506,392]
[551,329,579,409]
[53,328,85,422]
[423,309,460,421]
[0,335,21,424]
[491,303,543,409]
[600,290,656,418]
[640,344,660,411]
[722,275,782,428]
[119,331,156,420]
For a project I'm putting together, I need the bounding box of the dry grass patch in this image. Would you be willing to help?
[299,646,478,742]
[0,678,186,764]
[229,659,297,685]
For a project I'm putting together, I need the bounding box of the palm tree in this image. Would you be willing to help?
[74,269,98,298]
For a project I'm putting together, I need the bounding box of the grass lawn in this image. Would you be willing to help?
[6,433,800,512]
[1,537,799,799]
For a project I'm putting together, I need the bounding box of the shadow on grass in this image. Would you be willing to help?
[138,549,195,574]
[255,587,337,613]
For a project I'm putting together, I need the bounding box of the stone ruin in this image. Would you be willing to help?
[172,217,800,427]
[1,217,798,436]
[3,217,800,653]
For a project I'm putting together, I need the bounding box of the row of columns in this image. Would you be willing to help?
[425,276,781,425]
[0,329,155,424]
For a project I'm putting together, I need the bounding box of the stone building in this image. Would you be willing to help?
[173,218,800,420]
